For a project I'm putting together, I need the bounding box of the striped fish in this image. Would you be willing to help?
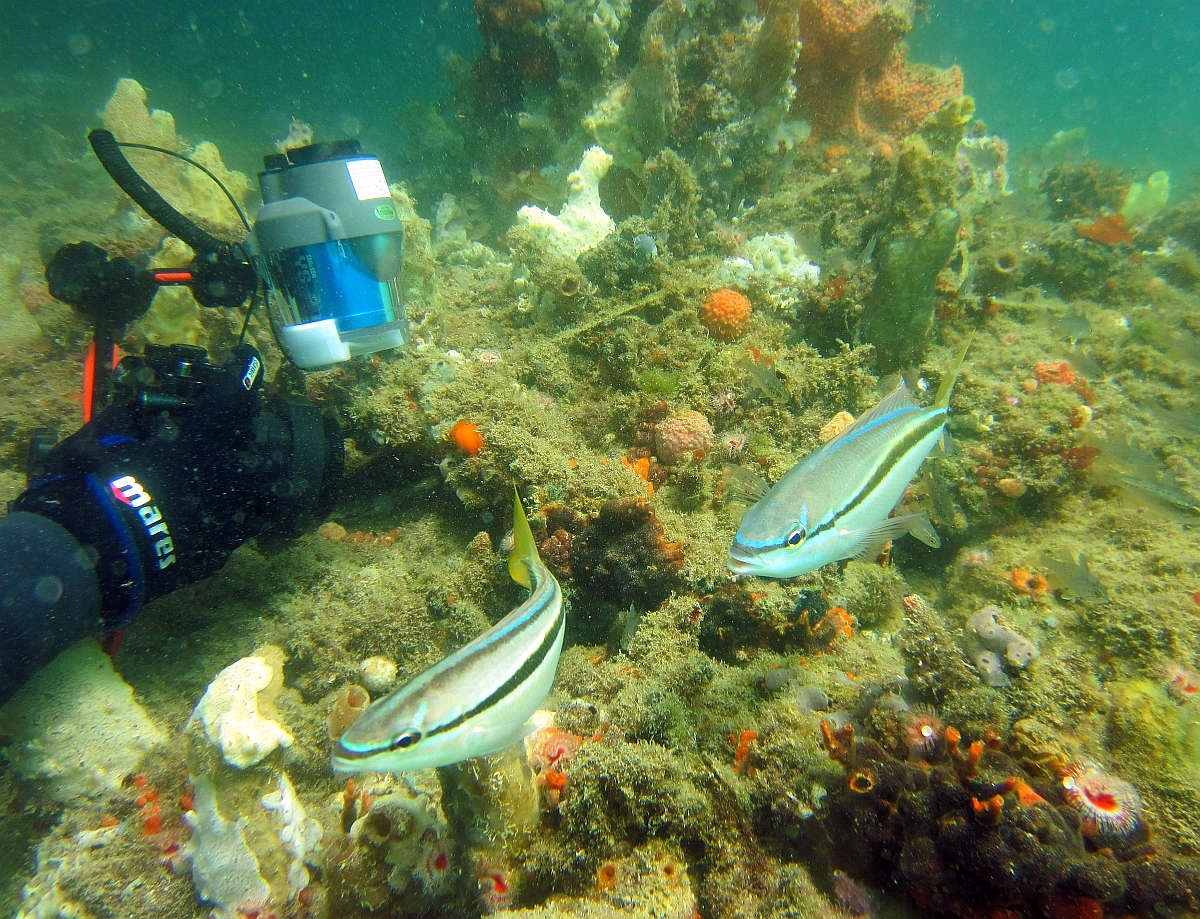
[728,336,973,579]
[333,487,564,773]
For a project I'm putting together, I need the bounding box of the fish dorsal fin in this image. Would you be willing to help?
[825,384,920,447]
[508,484,538,588]
[934,332,975,409]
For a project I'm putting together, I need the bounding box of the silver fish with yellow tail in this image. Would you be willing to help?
[333,487,564,773]
[728,335,973,579]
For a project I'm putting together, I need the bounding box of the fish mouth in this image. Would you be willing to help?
[727,544,761,575]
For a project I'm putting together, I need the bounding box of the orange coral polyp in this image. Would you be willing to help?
[448,419,485,455]
[700,289,752,342]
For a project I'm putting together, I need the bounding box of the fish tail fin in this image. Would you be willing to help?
[508,483,538,588]
[934,332,975,410]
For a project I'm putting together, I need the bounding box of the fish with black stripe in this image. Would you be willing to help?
[728,335,973,579]
[333,486,564,773]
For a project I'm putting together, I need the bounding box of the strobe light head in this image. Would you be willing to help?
[253,140,409,370]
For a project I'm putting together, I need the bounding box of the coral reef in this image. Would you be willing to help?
[803,717,1200,917]
[6,6,1200,918]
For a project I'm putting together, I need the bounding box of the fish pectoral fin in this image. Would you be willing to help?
[721,465,772,525]
[848,513,939,562]
[934,429,958,456]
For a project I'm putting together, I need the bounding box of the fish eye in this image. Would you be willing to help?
[786,526,806,548]
[391,730,422,750]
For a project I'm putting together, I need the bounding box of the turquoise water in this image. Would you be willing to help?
[0,1,480,172]
[3,1,1193,181]
[914,0,1198,183]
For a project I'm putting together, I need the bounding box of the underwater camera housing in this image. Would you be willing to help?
[254,140,410,369]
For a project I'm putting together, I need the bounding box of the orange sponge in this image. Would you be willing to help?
[700,288,751,342]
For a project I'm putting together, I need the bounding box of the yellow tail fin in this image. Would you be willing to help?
[508,484,538,588]
[934,332,975,410]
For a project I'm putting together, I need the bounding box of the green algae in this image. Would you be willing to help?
[635,367,678,395]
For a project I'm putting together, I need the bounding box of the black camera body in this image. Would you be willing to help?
[13,343,342,631]
[0,130,370,705]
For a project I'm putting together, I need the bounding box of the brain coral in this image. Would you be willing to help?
[700,288,752,342]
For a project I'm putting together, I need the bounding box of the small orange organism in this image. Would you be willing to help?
[800,605,853,647]
[597,863,618,890]
[731,729,758,774]
[541,767,570,806]
[621,455,650,480]
[699,288,752,342]
[1007,567,1049,600]
[447,419,485,455]
[1034,361,1076,385]
[1077,213,1134,246]
[620,455,654,494]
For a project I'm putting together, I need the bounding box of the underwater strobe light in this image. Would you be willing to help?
[253,140,410,369]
